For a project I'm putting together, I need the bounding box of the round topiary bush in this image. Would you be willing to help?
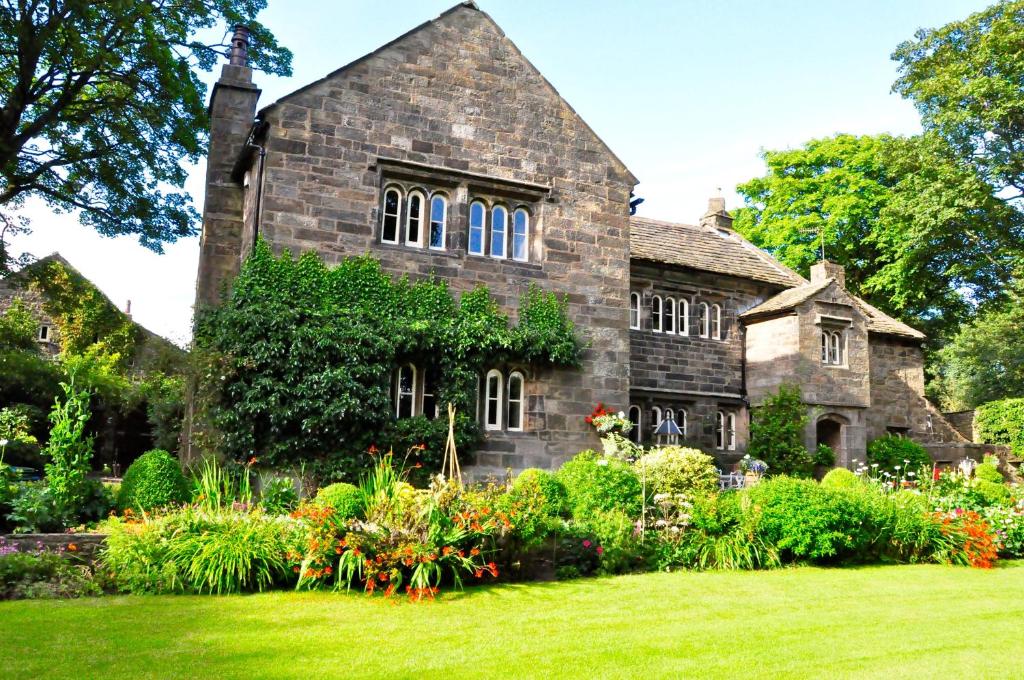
[636,446,718,496]
[974,462,1003,484]
[512,468,569,518]
[975,479,1011,506]
[866,435,931,474]
[117,449,190,512]
[820,468,864,491]
[556,450,641,519]
[315,482,363,520]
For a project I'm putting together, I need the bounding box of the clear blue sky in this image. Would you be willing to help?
[10,0,990,344]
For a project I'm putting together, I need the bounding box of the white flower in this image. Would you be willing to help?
[618,411,626,419]
[871,463,879,468]
[0,439,7,447]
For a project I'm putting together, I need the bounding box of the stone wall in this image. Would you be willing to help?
[1,534,107,562]
[943,410,976,442]
[210,5,635,474]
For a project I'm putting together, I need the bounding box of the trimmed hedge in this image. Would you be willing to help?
[315,483,363,520]
[636,446,719,496]
[975,398,1024,457]
[556,450,642,519]
[117,450,190,512]
[820,468,863,491]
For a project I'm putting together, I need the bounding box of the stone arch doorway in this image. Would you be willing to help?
[816,414,848,466]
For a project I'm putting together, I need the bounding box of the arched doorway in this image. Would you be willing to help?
[815,414,848,467]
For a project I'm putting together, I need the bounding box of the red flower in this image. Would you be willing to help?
[368,444,379,454]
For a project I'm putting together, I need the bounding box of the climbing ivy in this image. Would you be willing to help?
[193,241,582,482]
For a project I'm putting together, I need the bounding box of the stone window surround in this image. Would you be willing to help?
[816,314,852,369]
[638,288,724,341]
[480,367,529,433]
[372,158,549,264]
[715,409,737,451]
[393,364,441,420]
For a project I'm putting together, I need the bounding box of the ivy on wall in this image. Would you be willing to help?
[193,241,583,482]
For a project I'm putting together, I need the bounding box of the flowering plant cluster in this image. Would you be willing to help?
[937,510,1000,569]
[739,455,768,475]
[982,497,1024,558]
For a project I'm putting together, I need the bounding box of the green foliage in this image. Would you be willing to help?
[100,517,184,594]
[556,450,642,519]
[5,482,63,533]
[733,134,1021,341]
[0,405,38,458]
[0,2,292,261]
[194,243,582,478]
[578,509,648,575]
[505,469,569,548]
[892,1,1024,211]
[0,299,38,351]
[813,443,835,468]
[191,458,253,511]
[117,450,190,512]
[974,479,1011,507]
[975,398,1024,457]
[974,462,1003,484]
[866,435,931,475]
[43,377,94,514]
[258,477,299,516]
[0,546,100,600]
[636,446,719,496]
[748,385,812,477]
[820,468,863,491]
[314,483,363,521]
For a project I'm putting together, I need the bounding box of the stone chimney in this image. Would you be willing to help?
[124,299,132,318]
[700,196,734,230]
[810,260,846,289]
[194,25,261,310]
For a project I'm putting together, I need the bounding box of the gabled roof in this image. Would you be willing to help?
[739,277,927,341]
[257,1,638,185]
[629,216,805,287]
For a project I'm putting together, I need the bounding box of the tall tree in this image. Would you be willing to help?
[893,1,1024,210]
[733,133,1024,340]
[0,1,292,270]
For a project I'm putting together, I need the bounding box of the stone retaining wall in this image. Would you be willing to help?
[1,533,107,562]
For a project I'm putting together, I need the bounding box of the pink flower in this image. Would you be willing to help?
[596,546,604,555]
[582,540,592,548]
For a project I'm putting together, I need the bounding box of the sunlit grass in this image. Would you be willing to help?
[2,562,1022,679]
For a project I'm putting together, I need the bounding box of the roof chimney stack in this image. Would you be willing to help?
[699,195,733,230]
[124,299,132,317]
[810,260,846,289]
[229,25,250,67]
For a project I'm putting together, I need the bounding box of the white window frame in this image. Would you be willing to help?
[678,298,689,336]
[420,368,438,420]
[727,412,736,450]
[490,205,508,259]
[507,371,525,432]
[405,189,425,247]
[628,405,641,443]
[395,364,417,419]
[428,194,447,251]
[698,302,710,338]
[469,200,486,256]
[821,331,830,363]
[629,292,640,330]
[484,369,503,431]
[38,325,50,341]
[652,295,663,333]
[512,208,529,262]
[715,410,725,450]
[678,408,688,438]
[664,408,678,445]
[711,303,722,340]
[381,186,403,244]
[651,406,662,434]
[665,297,676,334]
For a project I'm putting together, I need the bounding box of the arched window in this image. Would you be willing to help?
[678,409,688,438]
[405,190,425,247]
[628,405,641,444]
[490,205,507,259]
[822,330,844,365]
[381,187,402,244]
[429,194,447,250]
[831,331,843,365]
[507,371,524,431]
[421,367,439,420]
[665,298,676,334]
[715,410,725,450]
[395,364,416,419]
[469,201,486,256]
[651,406,662,435]
[629,292,640,330]
[727,413,736,450]
[711,304,722,340]
[652,295,663,333]
[664,408,678,444]
[512,208,529,262]
[698,302,710,338]
[678,298,689,336]
[821,331,830,363]
[484,369,503,430]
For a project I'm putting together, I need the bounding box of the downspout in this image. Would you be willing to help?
[251,141,266,256]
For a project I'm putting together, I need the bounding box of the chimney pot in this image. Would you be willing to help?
[700,195,733,230]
[124,299,132,317]
[810,260,846,289]
[229,25,250,67]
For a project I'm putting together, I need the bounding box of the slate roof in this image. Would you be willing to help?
[629,216,805,287]
[630,216,926,341]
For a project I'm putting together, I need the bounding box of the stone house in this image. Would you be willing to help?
[196,2,979,473]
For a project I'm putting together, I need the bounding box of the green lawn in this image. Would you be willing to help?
[2,562,1023,679]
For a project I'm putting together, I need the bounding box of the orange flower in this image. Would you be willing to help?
[442,546,453,556]
[470,548,480,556]
[378,572,389,582]
[474,569,484,578]
[66,543,78,552]
[247,456,258,466]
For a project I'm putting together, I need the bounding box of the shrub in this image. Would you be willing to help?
[637,446,719,496]
[259,476,299,515]
[866,435,931,474]
[975,398,1024,457]
[43,377,94,515]
[748,385,813,477]
[504,469,568,548]
[554,523,602,579]
[974,462,1003,484]
[117,449,189,512]
[578,509,648,575]
[100,516,183,594]
[975,479,1011,506]
[5,482,64,533]
[820,468,863,491]
[315,482,363,520]
[556,450,642,519]
[747,476,871,561]
[813,444,836,468]
[0,542,100,600]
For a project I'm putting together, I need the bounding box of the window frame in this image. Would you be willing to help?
[651,406,662,434]
[490,205,508,259]
[678,298,689,336]
[380,186,403,244]
[715,410,726,450]
[428,193,447,251]
[678,408,688,438]
[468,200,486,256]
[652,295,663,333]
[727,412,736,450]
[507,371,525,432]
[665,297,676,334]
[628,405,641,444]
[484,369,503,431]
[698,302,710,338]
[711,303,722,340]
[395,364,417,419]
[421,367,439,420]
[405,189,426,247]
[38,325,49,341]
[511,208,529,262]
[629,292,641,330]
